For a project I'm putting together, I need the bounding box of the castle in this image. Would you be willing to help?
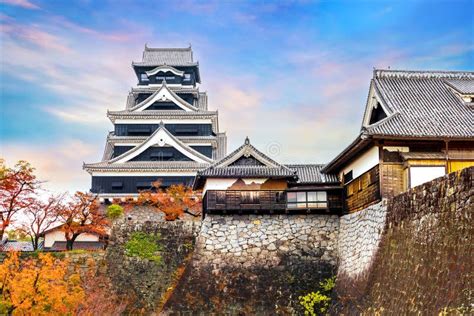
[84,46,474,215]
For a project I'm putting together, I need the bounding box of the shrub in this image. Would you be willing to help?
[299,276,335,315]
[106,204,124,220]
[125,232,162,263]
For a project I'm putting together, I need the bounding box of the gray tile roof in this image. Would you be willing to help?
[0,241,34,251]
[84,161,209,173]
[49,241,105,251]
[286,164,339,184]
[197,137,297,178]
[365,69,474,138]
[107,109,218,122]
[132,46,197,66]
[131,86,200,95]
[445,79,474,94]
[323,69,474,174]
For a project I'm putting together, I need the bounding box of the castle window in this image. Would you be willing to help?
[287,191,327,209]
[111,182,123,190]
[183,74,191,81]
[343,170,353,184]
[140,73,149,82]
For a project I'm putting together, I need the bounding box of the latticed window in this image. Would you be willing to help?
[287,191,327,209]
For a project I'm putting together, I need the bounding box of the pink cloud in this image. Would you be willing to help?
[1,140,100,193]
[1,22,71,53]
[0,0,39,10]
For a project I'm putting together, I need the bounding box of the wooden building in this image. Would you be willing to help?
[84,46,227,201]
[322,69,474,213]
[193,137,343,215]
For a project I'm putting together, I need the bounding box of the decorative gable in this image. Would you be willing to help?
[145,65,185,77]
[362,82,391,127]
[229,155,265,166]
[129,81,198,112]
[110,123,212,164]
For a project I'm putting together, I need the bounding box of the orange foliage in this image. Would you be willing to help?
[0,159,41,241]
[76,259,130,316]
[136,182,202,220]
[0,252,84,315]
[21,194,65,250]
[58,192,109,250]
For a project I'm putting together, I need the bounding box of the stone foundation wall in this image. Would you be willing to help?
[337,201,387,278]
[164,214,339,313]
[335,167,473,314]
[195,214,339,267]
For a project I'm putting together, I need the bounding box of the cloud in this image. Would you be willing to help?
[0,15,148,126]
[1,139,100,193]
[0,0,39,10]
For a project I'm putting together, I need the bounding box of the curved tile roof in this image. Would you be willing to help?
[132,46,197,66]
[365,69,474,138]
[286,164,339,184]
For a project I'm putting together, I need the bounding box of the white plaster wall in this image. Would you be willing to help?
[44,230,99,248]
[202,178,268,194]
[341,146,379,180]
[409,166,445,188]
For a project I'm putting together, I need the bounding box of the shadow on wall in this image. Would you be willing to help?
[334,167,473,315]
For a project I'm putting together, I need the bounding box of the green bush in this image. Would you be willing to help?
[106,204,124,220]
[125,232,162,263]
[299,276,335,315]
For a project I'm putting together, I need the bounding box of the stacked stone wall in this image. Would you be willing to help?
[164,214,340,313]
[337,201,387,278]
[335,167,473,314]
[195,214,339,267]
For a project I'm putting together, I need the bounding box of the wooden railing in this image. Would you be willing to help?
[204,190,287,212]
[203,190,344,213]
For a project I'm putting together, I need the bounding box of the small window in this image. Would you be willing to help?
[165,76,175,81]
[343,171,353,184]
[136,181,152,190]
[347,183,354,197]
[140,73,149,81]
[287,191,328,209]
[156,76,165,81]
[183,74,191,81]
[111,182,123,189]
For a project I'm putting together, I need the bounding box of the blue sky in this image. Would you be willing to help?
[1,0,473,192]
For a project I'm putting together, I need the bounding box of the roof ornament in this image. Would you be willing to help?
[245,136,250,145]
[159,120,165,127]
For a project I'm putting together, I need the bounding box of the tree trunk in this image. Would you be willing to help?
[32,236,39,251]
[0,228,4,243]
[66,234,80,251]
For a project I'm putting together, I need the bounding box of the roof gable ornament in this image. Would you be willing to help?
[361,81,392,128]
[145,65,185,77]
[129,81,198,112]
[211,137,290,170]
[109,125,212,164]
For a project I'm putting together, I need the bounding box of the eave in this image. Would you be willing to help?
[321,134,373,174]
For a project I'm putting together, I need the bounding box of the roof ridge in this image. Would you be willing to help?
[374,69,474,79]
[144,45,192,52]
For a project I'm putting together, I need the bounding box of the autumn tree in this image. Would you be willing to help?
[20,193,65,250]
[57,191,109,250]
[0,252,84,315]
[137,182,202,221]
[0,159,41,241]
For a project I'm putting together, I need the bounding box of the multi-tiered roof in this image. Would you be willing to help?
[84,46,226,198]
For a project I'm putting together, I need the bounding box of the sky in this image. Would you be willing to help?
[0,0,473,193]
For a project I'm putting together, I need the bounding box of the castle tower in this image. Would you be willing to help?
[84,46,227,200]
